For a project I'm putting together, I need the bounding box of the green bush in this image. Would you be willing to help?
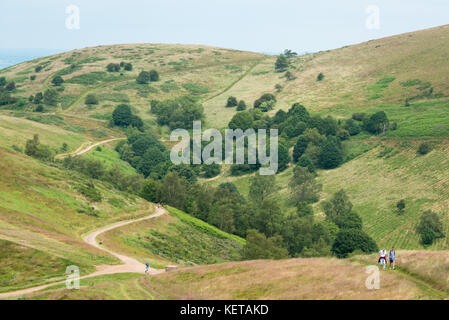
[85,94,99,105]
[417,142,431,155]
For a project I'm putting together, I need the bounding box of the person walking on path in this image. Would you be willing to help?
[378,248,387,270]
[389,247,396,270]
[145,262,150,274]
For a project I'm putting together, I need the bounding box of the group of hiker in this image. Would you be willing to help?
[378,246,396,270]
[156,202,165,209]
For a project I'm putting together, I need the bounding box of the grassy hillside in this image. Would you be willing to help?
[20,251,449,300]
[98,206,244,269]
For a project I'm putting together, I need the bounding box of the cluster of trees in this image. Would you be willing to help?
[24,134,54,161]
[136,70,159,84]
[225,96,247,111]
[227,103,395,173]
[417,210,444,245]
[150,96,204,130]
[62,155,144,194]
[107,62,133,72]
[254,93,276,112]
[0,77,17,106]
[133,155,376,260]
[111,104,144,131]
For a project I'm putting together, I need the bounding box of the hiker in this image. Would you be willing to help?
[389,246,396,269]
[378,248,387,270]
[145,262,150,274]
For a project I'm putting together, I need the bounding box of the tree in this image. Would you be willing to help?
[297,155,316,173]
[112,104,143,130]
[236,100,246,111]
[322,189,352,223]
[0,77,6,87]
[293,136,309,162]
[162,172,187,208]
[363,111,389,135]
[317,72,324,81]
[226,96,238,108]
[140,178,162,203]
[107,63,120,72]
[331,229,378,258]
[24,134,53,161]
[277,143,290,172]
[275,54,289,72]
[33,92,43,104]
[52,76,64,86]
[254,93,276,109]
[417,142,431,155]
[202,163,221,178]
[149,70,159,82]
[337,129,350,141]
[85,94,99,105]
[417,210,444,245]
[343,119,361,136]
[136,71,151,84]
[289,166,322,205]
[43,89,58,106]
[228,111,254,130]
[258,100,275,112]
[35,65,43,73]
[249,174,275,204]
[318,137,343,169]
[396,199,406,213]
[124,63,133,71]
[5,81,15,91]
[241,229,289,260]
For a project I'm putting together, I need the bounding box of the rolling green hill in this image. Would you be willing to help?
[1,24,449,299]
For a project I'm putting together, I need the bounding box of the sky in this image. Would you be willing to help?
[0,0,448,54]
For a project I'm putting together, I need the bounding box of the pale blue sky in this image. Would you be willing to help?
[0,0,448,53]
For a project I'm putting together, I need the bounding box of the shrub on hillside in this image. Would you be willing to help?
[317,72,324,81]
[52,76,64,86]
[149,70,159,82]
[106,63,120,72]
[85,94,99,105]
[417,142,431,155]
[236,100,246,111]
[24,134,54,162]
[226,96,238,108]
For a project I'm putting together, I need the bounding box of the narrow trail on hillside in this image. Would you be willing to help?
[0,207,167,299]
[55,137,126,160]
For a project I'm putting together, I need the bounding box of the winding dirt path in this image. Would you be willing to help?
[55,137,126,160]
[0,207,166,299]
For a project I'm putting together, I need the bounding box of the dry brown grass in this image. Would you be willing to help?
[146,257,439,299]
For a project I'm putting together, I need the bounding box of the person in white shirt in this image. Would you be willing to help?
[378,248,387,270]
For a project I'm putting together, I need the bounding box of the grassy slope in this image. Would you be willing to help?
[0,147,153,292]
[22,251,449,300]
[98,206,244,269]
